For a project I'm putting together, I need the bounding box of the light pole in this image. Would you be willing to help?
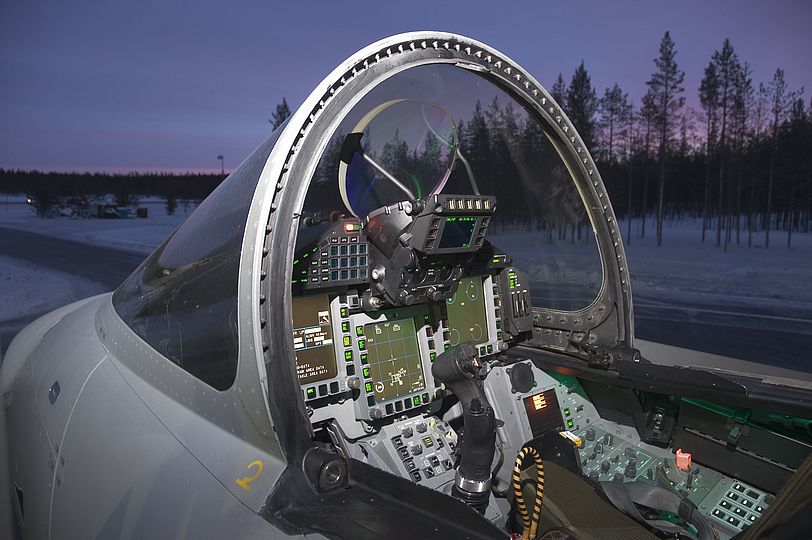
[217,154,224,175]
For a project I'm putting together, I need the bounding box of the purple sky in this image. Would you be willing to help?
[1,1,810,173]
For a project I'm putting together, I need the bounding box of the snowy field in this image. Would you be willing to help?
[1,195,811,370]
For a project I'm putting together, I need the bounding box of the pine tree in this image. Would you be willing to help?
[551,74,567,109]
[270,97,291,130]
[646,31,685,246]
[599,83,630,162]
[566,62,599,149]
[699,61,720,242]
[764,68,801,248]
[711,39,740,250]
[639,90,657,239]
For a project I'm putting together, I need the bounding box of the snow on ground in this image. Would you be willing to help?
[0,197,192,254]
[0,254,104,322]
[623,217,812,305]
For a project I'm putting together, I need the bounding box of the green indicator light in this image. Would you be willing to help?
[341,322,349,333]
[358,339,366,350]
[429,352,436,361]
[312,246,318,252]
[566,420,574,428]
[302,252,309,258]
[344,351,353,361]
[293,259,300,265]
[564,408,571,416]
[363,366,370,378]
[422,393,429,403]
[306,387,316,399]
[365,382,373,393]
[342,336,351,347]
[355,326,364,336]
[360,353,368,364]
[423,314,431,323]
[487,345,493,354]
[444,344,450,351]
[413,396,421,407]
[340,307,348,317]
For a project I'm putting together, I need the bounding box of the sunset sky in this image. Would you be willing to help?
[1,0,810,172]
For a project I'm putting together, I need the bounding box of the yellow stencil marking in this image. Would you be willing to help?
[235,460,264,491]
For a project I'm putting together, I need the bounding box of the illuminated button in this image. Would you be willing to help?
[748,515,757,522]
[413,396,421,407]
[350,236,358,243]
[487,344,493,354]
[360,353,368,364]
[423,314,431,323]
[566,420,574,428]
[340,307,348,317]
[727,492,740,501]
[358,339,366,350]
[422,393,430,403]
[734,483,746,493]
[444,344,450,351]
[344,223,356,233]
[344,350,353,361]
[734,507,745,517]
[305,387,316,399]
[430,352,436,361]
[712,509,726,519]
[755,506,764,514]
[563,408,571,416]
[341,321,349,333]
[330,238,338,244]
[342,336,351,347]
[362,366,370,379]
[422,436,434,448]
[720,500,731,509]
[727,517,740,527]
[355,326,364,336]
[364,382,373,393]
[741,499,753,508]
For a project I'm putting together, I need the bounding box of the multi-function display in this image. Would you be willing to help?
[363,318,426,402]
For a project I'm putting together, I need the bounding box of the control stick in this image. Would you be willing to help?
[431,342,497,513]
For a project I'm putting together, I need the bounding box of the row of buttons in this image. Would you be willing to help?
[329,244,367,256]
[304,380,341,400]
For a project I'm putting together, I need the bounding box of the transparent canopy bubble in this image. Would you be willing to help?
[338,99,459,218]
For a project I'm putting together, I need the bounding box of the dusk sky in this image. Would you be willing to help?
[1,0,810,173]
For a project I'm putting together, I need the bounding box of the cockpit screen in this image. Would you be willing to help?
[446,277,489,346]
[439,216,477,249]
[363,318,425,402]
[292,294,338,384]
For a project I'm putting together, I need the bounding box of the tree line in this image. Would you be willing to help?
[0,169,225,216]
[558,32,809,249]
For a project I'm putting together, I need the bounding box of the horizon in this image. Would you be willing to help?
[2,0,810,173]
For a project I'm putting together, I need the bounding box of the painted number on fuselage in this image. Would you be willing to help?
[235,460,264,491]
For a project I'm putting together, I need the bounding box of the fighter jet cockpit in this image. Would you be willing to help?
[4,33,809,540]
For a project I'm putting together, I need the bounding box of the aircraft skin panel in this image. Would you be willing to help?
[29,297,109,468]
[5,342,50,539]
[98,297,286,512]
[50,359,273,539]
